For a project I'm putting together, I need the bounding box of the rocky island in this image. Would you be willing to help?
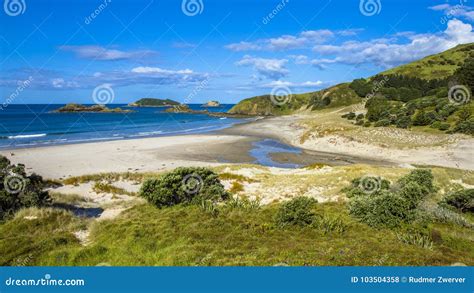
[201,100,221,107]
[54,104,135,113]
[128,98,180,107]
[164,104,253,118]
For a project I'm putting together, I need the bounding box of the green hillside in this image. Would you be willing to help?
[229,43,474,118]
[380,43,474,80]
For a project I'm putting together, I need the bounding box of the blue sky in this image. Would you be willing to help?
[1,0,474,104]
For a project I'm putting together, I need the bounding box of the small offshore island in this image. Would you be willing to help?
[128,98,180,107]
[201,100,221,107]
[164,104,253,118]
[54,103,135,113]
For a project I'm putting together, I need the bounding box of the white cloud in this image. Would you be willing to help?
[225,29,360,51]
[289,54,309,64]
[60,45,158,61]
[131,67,194,75]
[311,19,474,68]
[0,66,211,90]
[236,55,289,80]
[429,3,474,21]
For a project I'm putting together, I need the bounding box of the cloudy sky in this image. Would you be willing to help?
[1,0,474,104]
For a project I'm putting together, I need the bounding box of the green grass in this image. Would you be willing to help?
[62,172,153,186]
[1,200,473,266]
[380,43,474,80]
[92,182,136,196]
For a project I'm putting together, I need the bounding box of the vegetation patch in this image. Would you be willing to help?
[139,167,229,208]
[0,155,50,220]
[275,196,317,227]
[345,169,435,228]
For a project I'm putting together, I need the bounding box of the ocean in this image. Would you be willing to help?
[0,104,245,149]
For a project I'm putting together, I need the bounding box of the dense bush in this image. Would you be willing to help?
[348,191,410,228]
[454,56,474,92]
[139,167,229,208]
[443,189,474,213]
[374,119,391,127]
[397,169,435,193]
[346,169,435,228]
[349,78,372,97]
[451,119,474,135]
[0,156,50,220]
[341,112,356,120]
[275,196,317,227]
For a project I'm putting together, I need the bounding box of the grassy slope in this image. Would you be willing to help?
[1,165,473,266]
[380,43,474,80]
[228,83,360,115]
[229,43,474,116]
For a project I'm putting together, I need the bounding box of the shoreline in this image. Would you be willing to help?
[0,114,472,180]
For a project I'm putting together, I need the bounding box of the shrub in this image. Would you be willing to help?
[412,110,431,126]
[398,181,429,209]
[139,167,229,208]
[451,119,474,135]
[395,116,411,128]
[275,197,317,227]
[346,169,435,228]
[443,189,474,213]
[356,113,365,120]
[348,191,410,228]
[341,112,356,120]
[0,156,50,220]
[363,121,372,127]
[350,78,372,97]
[397,169,435,193]
[430,121,450,131]
[374,119,391,127]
